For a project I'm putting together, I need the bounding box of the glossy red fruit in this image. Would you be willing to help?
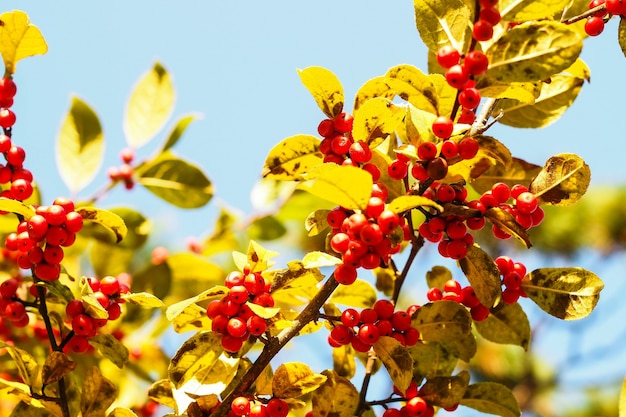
[417,142,438,160]
[480,7,502,25]
[436,45,460,68]
[317,118,335,137]
[231,396,251,416]
[584,16,605,36]
[606,0,626,15]
[445,64,470,89]
[266,398,289,417]
[464,50,489,75]
[473,19,494,41]
[458,87,481,110]
[458,137,479,159]
[333,112,354,133]
[0,109,16,128]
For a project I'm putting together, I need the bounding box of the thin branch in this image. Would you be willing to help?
[356,347,378,416]
[562,4,606,24]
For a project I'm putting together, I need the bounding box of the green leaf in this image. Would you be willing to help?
[121,292,165,308]
[311,370,359,417]
[620,17,626,58]
[161,113,202,152]
[137,153,213,208]
[486,21,582,83]
[272,362,327,399]
[529,153,590,207]
[426,265,453,290]
[56,96,104,193]
[474,303,531,350]
[412,0,473,53]
[385,65,438,114]
[460,382,521,417]
[298,164,372,211]
[89,334,129,369]
[484,207,532,248]
[412,301,472,342]
[297,66,344,118]
[521,267,604,320]
[499,0,572,21]
[81,367,118,417]
[0,197,35,218]
[168,332,224,389]
[497,61,588,128]
[352,97,404,148]
[459,245,502,308]
[77,206,128,244]
[247,215,287,241]
[387,195,443,214]
[373,336,414,393]
[262,134,322,180]
[125,62,175,148]
[330,279,377,308]
[0,10,48,74]
[305,209,330,237]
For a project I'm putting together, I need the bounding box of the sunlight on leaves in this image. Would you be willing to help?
[262,134,322,180]
[272,362,327,399]
[298,164,372,211]
[0,10,47,74]
[460,382,521,417]
[529,153,590,206]
[459,245,502,308]
[297,66,344,118]
[413,0,473,53]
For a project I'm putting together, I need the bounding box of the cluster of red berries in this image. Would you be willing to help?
[426,278,491,322]
[328,300,421,351]
[4,197,84,281]
[0,77,17,130]
[63,275,129,353]
[0,277,32,328]
[0,134,33,202]
[584,0,626,36]
[494,256,528,304]
[230,397,289,417]
[382,381,440,417]
[328,184,409,285]
[207,267,274,353]
[107,147,136,190]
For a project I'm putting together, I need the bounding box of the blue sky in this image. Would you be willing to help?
[5,2,626,415]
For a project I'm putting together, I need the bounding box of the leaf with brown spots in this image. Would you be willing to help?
[42,351,76,386]
[474,302,531,350]
[459,245,503,308]
[77,206,128,244]
[385,64,438,114]
[81,367,118,417]
[419,370,470,409]
[521,267,603,320]
[529,153,590,206]
[272,362,327,399]
[297,66,344,118]
[352,97,405,148]
[262,134,323,180]
[412,301,472,342]
[167,332,224,388]
[374,336,414,393]
[311,370,359,417]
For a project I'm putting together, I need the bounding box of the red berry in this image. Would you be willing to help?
[480,7,502,26]
[0,278,19,298]
[66,335,90,353]
[0,109,16,128]
[446,239,468,259]
[72,314,95,336]
[0,78,17,99]
[228,285,250,304]
[231,397,251,416]
[107,302,122,320]
[349,141,372,163]
[470,304,490,321]
[373,299,395,319]
[43,245,64,264]
[333,112,354,133]
[318,118,335,137]
[516,191,538,214]
[440,140,458,159]
[6,146,26,167]
[458,87,481,110]
[330,324,353,345]
[221,334,245,353]
[35,262,61,281]
[606,0,626,15]
[246,315,267,336]
[225,271,245,288]
[473,20,494,41]
[64,211,84,233]
[358,323,380,345]
[436,45,461,68]
[458,137,479,159]
[391,311,412,331]
[53,197,75,213]
[5,300,26,321]
[227,317,248,338]
[405,397,428,416]
[100,276,121,296]
[11,179,33,201]
[341,308,360,327]
[418,142,438,160]
[388,159,408,180]
[266,398,289,417]
[584,16,605,36]
[445,65,469,89]
[425,157,448,180]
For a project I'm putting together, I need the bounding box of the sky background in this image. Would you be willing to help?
[4,1,626,416]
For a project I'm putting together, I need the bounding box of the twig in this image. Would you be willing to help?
[562,4,606,24]
[356,347,378,416]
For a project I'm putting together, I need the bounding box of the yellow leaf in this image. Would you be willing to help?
[385,65,438,114]
[168,332,224,388]
[262,134,322,180]
[311,370,359,417]
[353,76,395,111]
[81,367,118,417]
[387,195,443,214]
[2,344,39,386]
[419,371,470,409]
[305,209,330,237]
[124,62,175,148]
[529,153,590,206]
[620,17,626,58]
[373,336,414,393]
[41,351,77,386]
[0,197,34,219]
[470,157,542,195]
[108,408,139,417]
[486,21,582,83]
[477,79,540,104]
[302,251,341,268]
[122,291,165,308]
[521,267,604,320]
[499,0,572,21]
[89,334,129,369]
[619,377,626,417]
[165,285,228,322]
[412,0,473,53]
[331,279,377,308]
[246,302,280,319]
[273,362,328,399]
[77,206,128,244]
[332,344,356,379]
[458,245,502,308]
[297,66,344,118]
[460,382,521,417]
[171,303,211,333]
[352,97,405,148]
[474,303,531,350]
[0,10,48,74]
[56,96,104,193]
[298,164,372,211]
[484,207,532,248]
[412,301,472,342]
[148,379,178,413]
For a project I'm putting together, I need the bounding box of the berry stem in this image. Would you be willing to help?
[562,4,606,24]
[356,347,378,416]
[468,97,501,136]
[210,275,340,417]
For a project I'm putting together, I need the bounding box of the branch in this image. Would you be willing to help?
[211,275,340,417]
[468,97,501,137]
[562,4,606,24]
[356,347,378,416]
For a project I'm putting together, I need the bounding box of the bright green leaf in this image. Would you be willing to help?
[262,134,322,180]
[459,245,502,308]
[89,334,129,369]
[77,206,127,244]
[474,303,531,350]
[412,0,473,53]
[297,66,344,118]
[0,10,48,74]
[426,265,453,290]
[521,267,604,320]
[272,362,327,399]
[168,332,224,389]
[161,113,202,152]
[137,153,213,208]
[529,153,590,206]
[499,0,572,21]
[373,336,414,393]
[298,164,372,211]
[486,21,582,83]
[125,62,175,148]
[56,96,104,193]
[460,382,521,417]
[352,97,404,148]
[412,301,472,342]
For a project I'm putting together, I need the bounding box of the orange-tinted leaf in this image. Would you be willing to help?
[419,370,470,409]
[42,351,76,386]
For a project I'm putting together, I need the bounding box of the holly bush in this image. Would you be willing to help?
[0,1,625,417]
